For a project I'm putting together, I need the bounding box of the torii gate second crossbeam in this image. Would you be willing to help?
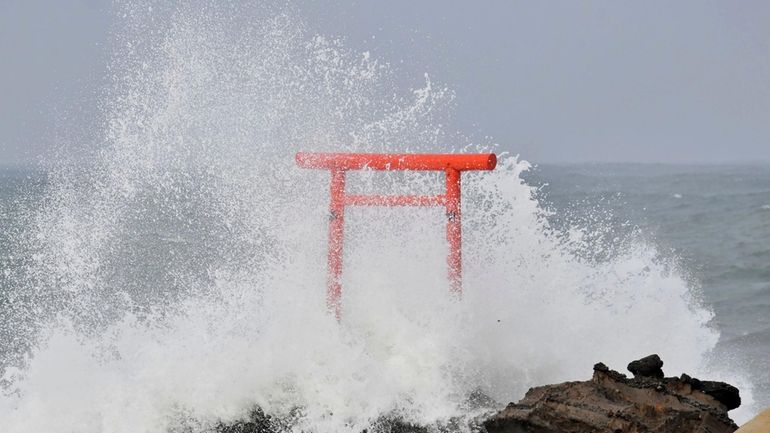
[296,152,497,319]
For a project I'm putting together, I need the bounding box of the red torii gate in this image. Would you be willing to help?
[296,152,497,319]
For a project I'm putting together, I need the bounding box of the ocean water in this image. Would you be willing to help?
[0,4,766,432]
[3,161,767,432]
[524,163,770,413]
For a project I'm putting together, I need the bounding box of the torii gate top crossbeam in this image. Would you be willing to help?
[296,152,497,171]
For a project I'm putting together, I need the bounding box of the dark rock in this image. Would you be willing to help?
[627,354,665,379]
[681,373,699,386]
[365,418,429,433]
[216,357,741,433]
[594,362,628,382]
[215,409,430,433]
[698,381,741,411]
[681,374,741,410]
[485,357,739,433]
[215,408,277,433]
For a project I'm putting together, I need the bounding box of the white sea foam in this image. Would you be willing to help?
[0,3,753,432]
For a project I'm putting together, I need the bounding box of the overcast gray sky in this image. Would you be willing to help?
[2,0,770,166]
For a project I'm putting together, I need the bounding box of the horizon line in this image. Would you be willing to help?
[3,158,770,170]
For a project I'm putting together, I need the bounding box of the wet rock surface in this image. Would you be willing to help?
[485,355,739,433]
[215,355,740,433]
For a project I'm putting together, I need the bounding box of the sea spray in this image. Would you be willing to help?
[0,3,751,432]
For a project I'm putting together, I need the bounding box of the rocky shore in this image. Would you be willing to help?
[217,355,742,433]
[485,354,739,433]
